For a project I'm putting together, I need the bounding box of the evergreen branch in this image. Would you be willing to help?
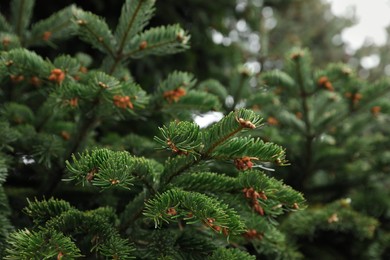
[44,208,136,258]
[0,48,51,78]
[65,149,136,191]
[159,109,264,184]
[119,192,148,232]
[43,71,147,195]
[144,188,246,236]
[282,199,379,239]
[157,70,196,92]
[0,122,20,151]
[115,0,155,54]
[23,198,74,226]
[0,14,12,32]
[0,33,21,51]
[124,25,190,59]
[4,228,83,259]
[319,79,390,136]
[73,10,116,57]
[291,50,315,188]
[238,170,306,214]
[53,55,82,75]
[162,90,221,112]
[250,224,304,260]
[293,51,313,137]
[98,236,136,259]
[203,109,263,155]
[10,0,35,43]
[162,155,202,184]
[212,136,287,164]
[197,79,229,104]
[174,231,217,259]
[260,70,296,90]
[31,133,65,169]
[0,157,9,184]
[0,212,12,258]
[154,121,202,155]
[45,208,109,236]
[207,248,255,260]
[0,185,11,219]
[65,148,157,192]
[27,5,79,47]
[231,72,247,111]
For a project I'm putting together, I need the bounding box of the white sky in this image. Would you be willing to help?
[326,0,390,50]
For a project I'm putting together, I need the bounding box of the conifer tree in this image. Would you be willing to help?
[0,1,306,259]
[218,47,390,258]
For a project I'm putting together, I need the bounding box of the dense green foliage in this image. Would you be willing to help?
[0,0,389,259]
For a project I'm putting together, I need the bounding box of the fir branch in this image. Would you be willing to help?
[197,79,229,104]
[5,228,83,259]
[260,70,296,90]
[231,71,248,111]
[43,208,136,258]
[0,122,20,151]
[238,170,306,212]
[53,55,82,76]
[158,109,265,184]
[23,198,74,226]
[65,149,136,190]
[115,0,156,54]
[161,155,202,184]
[73,9,116,58]
[175,231,217,259]
[154,121,202,155]
[0,14,12,32]
[0,157,8,184]
[282,199,379,239]
[31,133,65,169]
[26,5,79,47]
[0,213,12,258]
[159,71,196,90]
[144,188,246,236]
[0,48,51,79]
[318,78,390,136]
[291,49,315,189]
[65,148,157,192]
[0,102,35,125]
[162,90,221,112]
[207,248,255,260]
[10,0,35,43]
[203,109,263,155]
[212,136,287,164]
[0,185,11,220]
[124,25,190,59]
[0,33,21,51]
[119,192,149,232]
[98,236,136,259]
[42,70,148,195]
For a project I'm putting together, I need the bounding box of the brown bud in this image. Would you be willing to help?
[236,116,256,129]
[139,40,147,50]
[10,75,24,83]
[371,106,381,116]
[267,116,278,126]
[166,207,177,216]
[60,131,71,140]
[30,76,41,87]
[42,31,52,41]
[2,37,11,47]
